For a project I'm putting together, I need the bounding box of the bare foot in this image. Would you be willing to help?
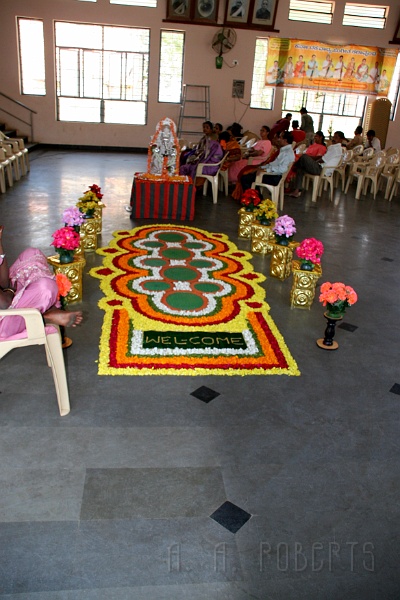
[44,307,83,328]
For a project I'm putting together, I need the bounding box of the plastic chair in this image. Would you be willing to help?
[303,157,342,203]
[378,154,400,199]
[345,153,382,199]
[0,131,30,173]
[333,149,353,192]
[0,142,21,181]
[388,165,400,201]
[0,308,70,416]
[295,143,307,155]
[238,136,248,146]
[361,155,386,199]
[385,147,399,158]
[251,161,294,211]
[195,152,229,204]
[0,148,14,193]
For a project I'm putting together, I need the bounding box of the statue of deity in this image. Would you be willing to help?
[148,117,180,177]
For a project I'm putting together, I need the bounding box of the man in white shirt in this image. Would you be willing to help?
[241,131,295,192]
[289,131,346,198]
[365,130,381,153]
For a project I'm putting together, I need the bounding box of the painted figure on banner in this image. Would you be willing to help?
[376,70,389,93]
[283,56,294,80]
[343,57,356,80]
[367,62,380,84]
[306,55,319,79]
[266,60,280,84]
[148,117,180,177]
[333,56,345,80]
[293,55,306,78]
[355,58,369,82]
[320,54,333,78]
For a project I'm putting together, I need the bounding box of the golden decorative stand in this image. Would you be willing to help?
[290,260,322,309]
[238,208,255,239]
[80,218,98,252]
[269,241,299,280]
[93,203,105,235]
[47,254,86,303]
[251,222,275,255]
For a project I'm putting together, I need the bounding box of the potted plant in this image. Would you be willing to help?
[295,237,324,271]
[51,226,81,263]
[253,199,278,225]
[319,282,358,318]
[63,206,85,232]
[76,184,104,218]
[273,215,296,246]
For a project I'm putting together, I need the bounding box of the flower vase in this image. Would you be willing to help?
[290,260,322,309]
[316,312,343,351]
[325,302,346,319]
[238,207,256,239]
[57,249,75,264]
[80,217,98,252]
[251,221,275,254]
[270,240,299,280]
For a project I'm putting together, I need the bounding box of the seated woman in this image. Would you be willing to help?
[180,121,216,166]
[228,125,272,185]
[179,136,224,184]
[218,131,241,173]
[0,226,82,339]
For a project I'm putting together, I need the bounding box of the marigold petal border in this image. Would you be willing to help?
[90,224,300,377]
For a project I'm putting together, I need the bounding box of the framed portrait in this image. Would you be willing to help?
[224,0,250,25]
[166,0,191,21]
[251,0,275,27]
[390,16,400,44]
[193,0,219,24]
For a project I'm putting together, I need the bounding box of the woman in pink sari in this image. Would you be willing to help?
[0,226,82,338]
[228,125,272,184]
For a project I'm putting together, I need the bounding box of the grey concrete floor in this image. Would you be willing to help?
[0,148,399,599]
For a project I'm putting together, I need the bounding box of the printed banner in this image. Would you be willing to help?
[265,38,398,96]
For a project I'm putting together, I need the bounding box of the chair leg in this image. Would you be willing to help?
[311,178,319,203]
[212,178,218,204]
[0,169,5,193]
[46,332,71,416]
[203,180,208,196]
[5,164,13,187]
[355,176,364,200]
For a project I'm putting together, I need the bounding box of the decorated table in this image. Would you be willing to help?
[130,172,196,221]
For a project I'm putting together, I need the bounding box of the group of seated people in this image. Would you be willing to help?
[178,118,383,202]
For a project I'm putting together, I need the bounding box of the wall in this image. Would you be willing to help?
[0,0,399,148]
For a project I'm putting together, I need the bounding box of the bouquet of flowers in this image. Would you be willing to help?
[76,184,104,217]
[296,237,324,270]
[240,189,262,212]
[63,207,85,231]
[56,273,72,309]
[51,226,80,263]
[253,199,278,225]
[319,282,358,317]
[273,215,296,246]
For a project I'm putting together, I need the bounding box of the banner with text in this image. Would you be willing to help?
[265,39,398,96]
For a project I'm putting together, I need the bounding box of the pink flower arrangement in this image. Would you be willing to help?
[63,207,85,228]
[296,237,324,268]
[273,215,296,244]
[51,226,81,251]
[319,282,358,317]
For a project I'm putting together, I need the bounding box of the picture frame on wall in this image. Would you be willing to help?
[251,0,276,27]
[390,16,400,43]
[167,0,191,21]
[224,0,250,25]
[193,0,219,24]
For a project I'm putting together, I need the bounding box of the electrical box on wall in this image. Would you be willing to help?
[232,80,245,99]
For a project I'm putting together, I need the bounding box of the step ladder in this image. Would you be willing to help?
[177,85,210,141]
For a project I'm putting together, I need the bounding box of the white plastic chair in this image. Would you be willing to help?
[195,152,229,204]
[0,131,30,173]
[238,136,248,146]
[378,154,400,199]
[0,308,70,416]
[295,143,307,156]
[251,161,294,211]
[0,142,21,181]
[388,165,400,201]
[333,149,353,192]
[361,155,386,199]
[345,153,382,199]
[303,157,342,203]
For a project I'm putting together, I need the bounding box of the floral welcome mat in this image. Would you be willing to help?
[90,225,300,376]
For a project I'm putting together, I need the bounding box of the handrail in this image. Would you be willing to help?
[0,92,37,142]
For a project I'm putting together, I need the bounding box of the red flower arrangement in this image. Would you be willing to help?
[240,189,262,212]
[319,282,358,317]
[56,273,72,308]
[296,237,324,270]
[86,184,103,200]
[51,226,81,251]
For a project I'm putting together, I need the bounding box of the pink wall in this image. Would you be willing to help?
[1,0,399,147]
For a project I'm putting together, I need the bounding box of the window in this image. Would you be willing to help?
[55,22,149,124]
[288,0,334,25]
[110,0,157,6]
[386,53,400,120]
[343,4,388,29]
[250,38,274,110]
[283,89,366,137]
[158,31,185,103]
[18,18,46,95]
